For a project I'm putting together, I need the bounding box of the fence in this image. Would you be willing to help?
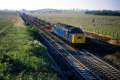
[83,28,120,39]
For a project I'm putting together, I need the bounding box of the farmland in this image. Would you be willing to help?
[0,12,60,80]
[26,12,120,39]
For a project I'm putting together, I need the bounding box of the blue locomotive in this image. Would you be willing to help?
[52,23,86,47]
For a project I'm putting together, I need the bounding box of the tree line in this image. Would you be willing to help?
[85,10,120,16]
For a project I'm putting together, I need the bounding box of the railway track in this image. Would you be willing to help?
[19,12,120,80]
[79,50,120,80]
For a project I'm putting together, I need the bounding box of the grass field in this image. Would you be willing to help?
[26,13,120,39]
[0,12,17,34]
[0,12,60,80]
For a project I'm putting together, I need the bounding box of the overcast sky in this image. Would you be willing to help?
[0,0,120,10]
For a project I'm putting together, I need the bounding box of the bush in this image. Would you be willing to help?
[25,40,46,54]
[26,26,39,39]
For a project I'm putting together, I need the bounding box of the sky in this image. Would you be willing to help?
[0,0,120,10]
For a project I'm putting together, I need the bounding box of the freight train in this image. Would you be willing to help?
[20,13,86,47]
[52,23,86,47]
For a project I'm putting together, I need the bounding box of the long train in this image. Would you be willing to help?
[20,13,86,47]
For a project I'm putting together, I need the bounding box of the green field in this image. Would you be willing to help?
[0,12,60,80]
[26,13,120,39]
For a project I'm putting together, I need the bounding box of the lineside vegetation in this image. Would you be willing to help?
[0,11,61,80]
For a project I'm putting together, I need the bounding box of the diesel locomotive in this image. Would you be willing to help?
[52,23,86,47]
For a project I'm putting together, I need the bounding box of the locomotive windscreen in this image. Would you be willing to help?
[71,28,83,34]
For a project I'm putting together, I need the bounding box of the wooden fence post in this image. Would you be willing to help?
[105,32,107,35]
[113,32,115,38]
[102,30,103,34]
[98,30,99,34]
[109,32,111,36]
[117,33,119,39]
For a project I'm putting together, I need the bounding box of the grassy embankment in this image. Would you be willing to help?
[0,12,61,80]
[27,13,120,39]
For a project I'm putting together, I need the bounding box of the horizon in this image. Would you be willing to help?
[0,0,120,11]
[1,8,120,11]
